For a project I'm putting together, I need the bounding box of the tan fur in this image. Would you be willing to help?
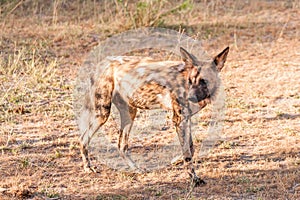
[78,47,229,185]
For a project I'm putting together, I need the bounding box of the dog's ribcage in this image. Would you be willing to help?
[107,56,186,110]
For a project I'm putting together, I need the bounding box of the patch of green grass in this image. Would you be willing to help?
[154,189,163,197]
[246,185,265,193]
[55,150,62,159]
[19,141,31,150]
[19,157,30,168]
[40,187,60,199]
[117,171,137,182]
[220,141,239,149]
[236,176,250,184]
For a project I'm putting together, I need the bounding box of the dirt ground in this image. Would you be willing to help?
[0,0,299,199]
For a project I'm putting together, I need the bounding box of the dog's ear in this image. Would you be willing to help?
[180,47,199,82]
[213,46,229,71]
[180,47,199,68]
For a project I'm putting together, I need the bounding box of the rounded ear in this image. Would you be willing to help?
[213,47,229,71]
[180,47,199,67]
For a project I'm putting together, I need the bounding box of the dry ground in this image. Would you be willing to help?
[0,0,299,199]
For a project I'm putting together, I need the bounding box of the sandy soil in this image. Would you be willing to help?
[0,1,299,199]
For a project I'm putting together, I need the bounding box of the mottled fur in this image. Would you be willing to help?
[78,47,229,185]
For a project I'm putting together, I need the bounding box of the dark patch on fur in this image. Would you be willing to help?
[95,92,101,99]
[79,47,229,185]
[90,76,95,86]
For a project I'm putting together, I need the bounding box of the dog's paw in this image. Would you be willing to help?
[192,176,206,187]
[84,166,99,173]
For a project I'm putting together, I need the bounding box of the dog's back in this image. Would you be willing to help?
[97,56,185,110]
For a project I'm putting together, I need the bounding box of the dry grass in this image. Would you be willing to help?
[0,0,299,199]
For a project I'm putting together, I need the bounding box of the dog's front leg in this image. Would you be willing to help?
[173,105,206,186]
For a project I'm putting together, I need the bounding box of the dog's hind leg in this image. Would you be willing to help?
[79,118,101,173]
[79,96,112,172]
[79,72,114,173]
[118,106,139,171]
[112,93,140,172]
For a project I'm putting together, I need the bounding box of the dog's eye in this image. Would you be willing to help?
[199,79,207,86]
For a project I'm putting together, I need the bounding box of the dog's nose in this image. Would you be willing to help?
[188,96,198,103]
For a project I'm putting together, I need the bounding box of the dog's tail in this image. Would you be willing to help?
[77,60,114,145]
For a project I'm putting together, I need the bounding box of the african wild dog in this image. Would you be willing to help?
[78,46,229,185]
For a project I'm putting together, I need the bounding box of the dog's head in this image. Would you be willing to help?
[180,46,229,103]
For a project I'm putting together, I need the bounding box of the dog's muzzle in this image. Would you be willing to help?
[188,90,209,103]
[188,96,199,103]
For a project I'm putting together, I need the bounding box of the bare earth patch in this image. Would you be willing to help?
[0,1,299,199]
